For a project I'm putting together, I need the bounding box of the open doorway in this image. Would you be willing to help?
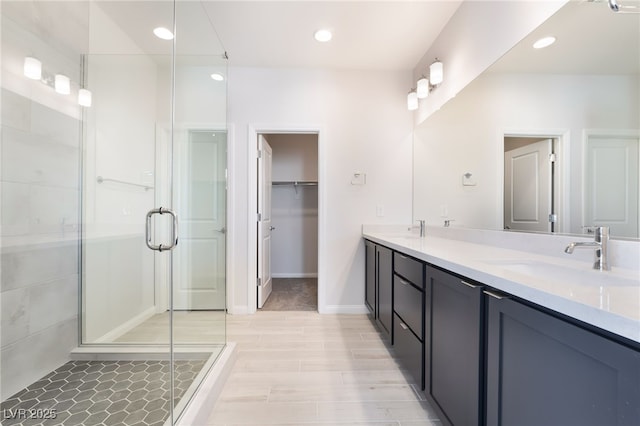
[257,133,319,311]
[503,134,562,233]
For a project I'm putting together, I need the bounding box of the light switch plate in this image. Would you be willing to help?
[462,173,477,186]
[351,172,366,185]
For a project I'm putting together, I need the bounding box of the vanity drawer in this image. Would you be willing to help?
[393,312,424,389]
[394,274,423,339]
[394,252,424,288]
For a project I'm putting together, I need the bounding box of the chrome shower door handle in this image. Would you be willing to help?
[145,207,179,252]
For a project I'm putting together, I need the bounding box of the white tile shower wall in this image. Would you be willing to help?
[1,243,80,399]
[1,88,81,399]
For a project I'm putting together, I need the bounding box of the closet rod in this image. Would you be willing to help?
[272,181,318,186]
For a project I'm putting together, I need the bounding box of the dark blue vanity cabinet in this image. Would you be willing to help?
[364,239,640,426]
[393,252,425,389]
[364,240,392,340]
[364,240,376,313]
[486,293,640,426]
[425,266,484,426]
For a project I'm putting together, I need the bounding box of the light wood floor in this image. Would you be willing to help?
[207,311,442,425]
[114,310,226,345]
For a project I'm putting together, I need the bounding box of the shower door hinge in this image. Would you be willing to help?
[257,277,262,287]
[257,213,262,221]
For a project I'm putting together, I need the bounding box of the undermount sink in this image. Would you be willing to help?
[481,259,639,288]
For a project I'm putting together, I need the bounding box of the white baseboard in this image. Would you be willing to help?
[93,306,157,343]
[320,304,370,314]
[272,273,318,278]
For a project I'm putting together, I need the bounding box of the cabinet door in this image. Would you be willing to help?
[425,266,484,426]
[486,295,640,426]
[364,240,376,315]
[377,245,393,338]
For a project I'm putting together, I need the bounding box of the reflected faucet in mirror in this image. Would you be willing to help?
[564,226,610,271]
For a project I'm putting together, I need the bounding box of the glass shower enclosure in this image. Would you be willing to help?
[1,1,227,424]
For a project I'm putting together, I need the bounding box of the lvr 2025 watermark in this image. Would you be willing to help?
[2,408,57,420]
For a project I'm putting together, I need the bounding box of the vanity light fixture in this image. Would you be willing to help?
[22,56,92,106]
[153,27,174,40]
[314,29,332,42]
[407,89,419,111]
[430,58,444,86]
[54,74,71,95]
[24,57,42,80]
[408,59,444,110]
[533,36,556,49]
[416,76,429,99]
[210,73,225,81]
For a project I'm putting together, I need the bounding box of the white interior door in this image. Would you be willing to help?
[585,135,639,238]
[504,139,552,232]
[257,135,273,308]
[173,130,227,310]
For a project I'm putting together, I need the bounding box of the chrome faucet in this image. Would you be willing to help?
[564,226,610,271]
[415,220,426,238]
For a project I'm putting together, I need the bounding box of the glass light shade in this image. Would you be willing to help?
[55,74,71,94]
[416,77,429,99]
[78,89,92,107]
[430,60,444,86]
[24,57,42,80]
[407,91,418,111]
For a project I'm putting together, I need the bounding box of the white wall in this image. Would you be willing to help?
[268,134,318,278]
[228,67,413,314]
[1,3,85,398]
[413,72,639,232]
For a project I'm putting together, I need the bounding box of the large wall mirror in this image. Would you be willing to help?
[413,0,639,240]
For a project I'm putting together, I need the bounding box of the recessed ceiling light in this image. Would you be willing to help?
[314,29,332,43]
[533,36,556,49]
[153,27,174,40]
[210,73,224,81]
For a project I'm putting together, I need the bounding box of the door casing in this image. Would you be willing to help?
[246,125,325,314]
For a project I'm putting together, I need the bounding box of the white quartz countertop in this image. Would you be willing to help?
[363,231,640,344]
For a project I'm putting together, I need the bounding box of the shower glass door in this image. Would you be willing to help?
[81,0,227,423]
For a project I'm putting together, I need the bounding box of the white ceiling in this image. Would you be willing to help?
[96,0,463,71]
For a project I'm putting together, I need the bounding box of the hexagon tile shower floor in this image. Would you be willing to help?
[0,360,205,426]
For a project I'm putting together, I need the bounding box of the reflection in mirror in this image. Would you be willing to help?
[504,136,559,233]
[413,0,639,239]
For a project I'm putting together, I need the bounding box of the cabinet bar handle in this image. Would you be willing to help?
[397,277,410,286]
[396,253,408,260]
[461,280,481,289]
[399,322,408,330]
[483,290,508,300]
